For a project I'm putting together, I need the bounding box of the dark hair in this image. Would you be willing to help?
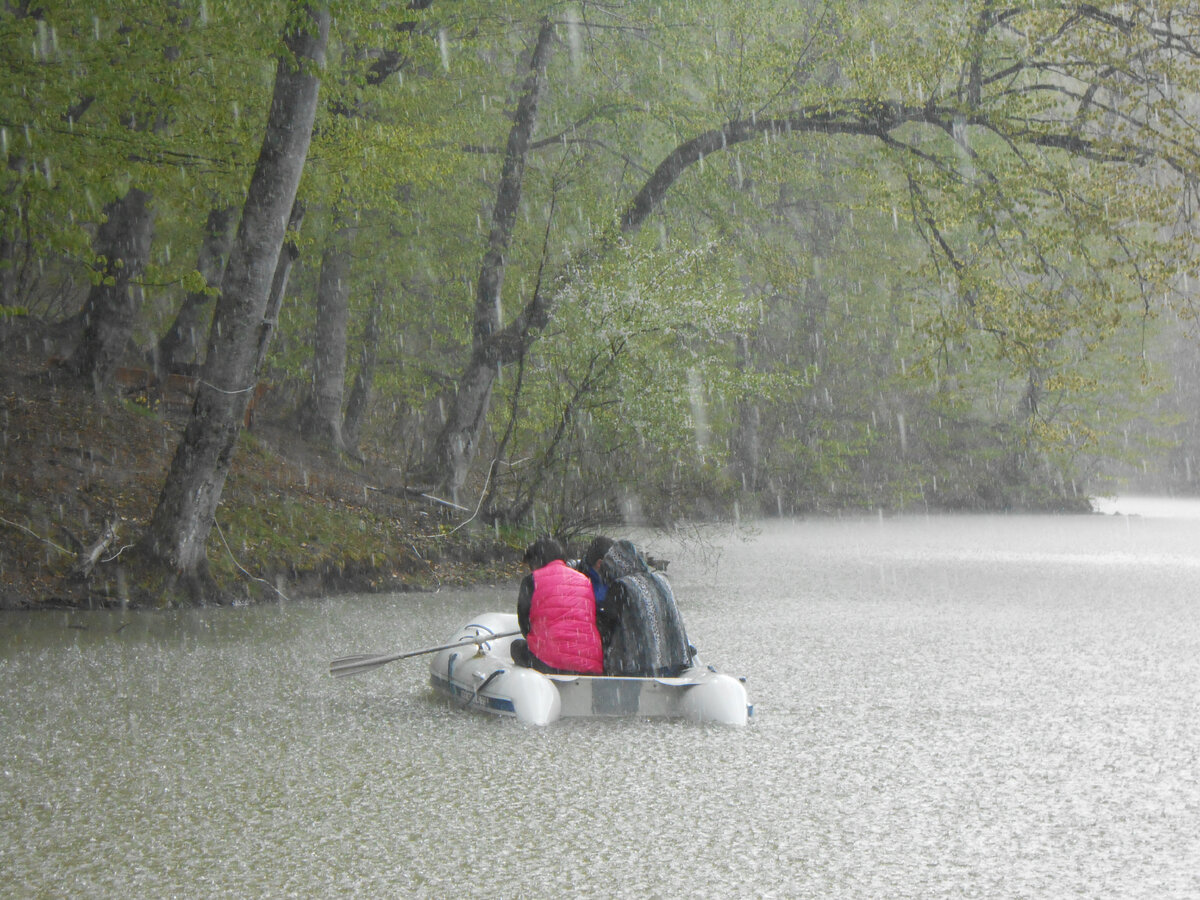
[522,536,565,569]
[584,536,614,568]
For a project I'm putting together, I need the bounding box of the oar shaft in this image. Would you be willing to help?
[329,630,520,678]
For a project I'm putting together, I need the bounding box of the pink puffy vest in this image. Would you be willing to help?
[526,560,603,674]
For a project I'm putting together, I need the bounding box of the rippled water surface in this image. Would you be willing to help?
[3,507,1199,898]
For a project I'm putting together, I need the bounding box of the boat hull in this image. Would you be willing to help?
[429,613,751,726]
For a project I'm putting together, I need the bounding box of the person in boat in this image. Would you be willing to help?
[510,536,604,675]
[576,535,615,608]
[573,535,619,653]
[594,539,695,678]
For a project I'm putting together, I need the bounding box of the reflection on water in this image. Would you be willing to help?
[2,509,1199,898]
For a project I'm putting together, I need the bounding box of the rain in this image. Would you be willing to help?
[5,517,1200,896]
[4,2,1200,896]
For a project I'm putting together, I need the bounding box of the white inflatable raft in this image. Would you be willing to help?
[428,612,751,726]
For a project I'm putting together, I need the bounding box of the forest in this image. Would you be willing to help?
[3,0,1200,605]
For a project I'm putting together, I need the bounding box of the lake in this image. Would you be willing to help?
[2,503,1199,898]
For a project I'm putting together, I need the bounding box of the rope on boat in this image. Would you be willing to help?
[462,668,505,709]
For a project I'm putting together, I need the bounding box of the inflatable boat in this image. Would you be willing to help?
[428,612,752,726]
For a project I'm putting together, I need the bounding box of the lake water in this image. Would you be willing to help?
[2,504,1199,898]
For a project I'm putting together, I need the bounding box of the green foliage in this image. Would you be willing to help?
[475,233,751,524]
[8,0,1200,533]
[0,2,282,322]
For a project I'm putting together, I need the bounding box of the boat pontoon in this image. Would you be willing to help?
[429,612,751,726]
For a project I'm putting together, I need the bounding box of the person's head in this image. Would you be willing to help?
[523,536,565,570]
[584,536,614,570]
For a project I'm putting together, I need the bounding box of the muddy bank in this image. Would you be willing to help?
[0,349,522,609]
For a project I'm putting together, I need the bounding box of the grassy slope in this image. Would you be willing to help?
[0,343,522,609]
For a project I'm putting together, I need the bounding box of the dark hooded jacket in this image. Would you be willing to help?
[596,540,694,677]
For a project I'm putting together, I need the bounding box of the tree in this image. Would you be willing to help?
[418,18,557,500]
[296,221,353,452]
[262,0,461,459]
[137,3,329,603]
[10,0,1200,551]
[342,284,384,457]
[0,4,282,334]
[61,188,155,391]
[154,205,236,374]
[416,1,1200,517]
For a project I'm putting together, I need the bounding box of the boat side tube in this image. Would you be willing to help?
[429,612,563,725]
[677,669,751,726]
[429,612,750,726]
[492,667,561,725]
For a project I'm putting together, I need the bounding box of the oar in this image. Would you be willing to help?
[329,630,520,678]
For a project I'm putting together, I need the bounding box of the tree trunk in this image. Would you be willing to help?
[63,188,155,392]
[153,205,235,374]
[255,200,305,376]
[422,20,555,500]
[138,4,328,603]
[297,227,351,452]
[342,284,383,456]
[0,234,21,312]
[732,334,763,493]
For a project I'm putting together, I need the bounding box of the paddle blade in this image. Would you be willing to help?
[328,652,402,678]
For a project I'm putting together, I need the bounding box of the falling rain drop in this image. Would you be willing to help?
[687,368,710,454]
[438,29,450,71]
[566,6,582,69]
